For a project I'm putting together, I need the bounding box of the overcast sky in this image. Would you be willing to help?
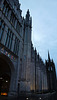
[19,0,57,74]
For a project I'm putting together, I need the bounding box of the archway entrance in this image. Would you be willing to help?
[0,57,11,96]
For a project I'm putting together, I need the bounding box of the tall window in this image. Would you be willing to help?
[14,37,19,55]
[5,29,13,50]
[16,21,20,33]
[48,67,50,71]
[10,13,16,26]
[51,66,53,71]
[0,19,5,41]
[2,0,10,17]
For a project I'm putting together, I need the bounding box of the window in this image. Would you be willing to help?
[0,19,5,41]
[0,19,2,26]
[16,21,20,33]
[51,67,53,71]
[10,13,16,26]
[9,32,14,49]
[3,0,10,17]
[14,37,19,55]
[48,67,50,71]
[5,29,13,50]
[5,6,9,17]
[3,1,16,27]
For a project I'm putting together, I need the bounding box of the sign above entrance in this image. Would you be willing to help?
[0,47,16,61]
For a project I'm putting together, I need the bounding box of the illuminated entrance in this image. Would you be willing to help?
[0,57,11,96]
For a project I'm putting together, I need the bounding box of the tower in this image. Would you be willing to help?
[19,9,32,92]
[46,52,56,92]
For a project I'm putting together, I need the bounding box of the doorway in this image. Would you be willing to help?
[0,57,11,96]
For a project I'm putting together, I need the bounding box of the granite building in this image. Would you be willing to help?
[0,0,55,97]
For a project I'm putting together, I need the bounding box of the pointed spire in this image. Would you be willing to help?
[31,42,33,47]
[35,47,37,54]
[48,51,50,61]
[38,53,39,59]
[45,59,47,65]
[52,59,53,63]
[26,9,30,21]
[27,9,30,15]
[52,59,55,65]
[35,47,36,51]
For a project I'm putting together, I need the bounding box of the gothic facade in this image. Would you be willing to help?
[0,0,56,97]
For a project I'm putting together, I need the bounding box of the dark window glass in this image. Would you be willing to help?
[5,29,13,50]
[16,22,20,33]
[0,19,2,26]
[14,37,19,55]
[10,13,16,26]
[5,6,9,17]
[3,0,10,17]
[0,20,5,41]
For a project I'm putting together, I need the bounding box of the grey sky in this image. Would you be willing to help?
[19,0,57,74]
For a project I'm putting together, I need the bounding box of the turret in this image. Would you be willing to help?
[26,9,30,22]
[46,52,56,92]
[24,9,32,44]
[25,9,32,28]
[48,51,50,62]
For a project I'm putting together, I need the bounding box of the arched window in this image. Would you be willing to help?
[51,66,53,71]
[48,67,50,71]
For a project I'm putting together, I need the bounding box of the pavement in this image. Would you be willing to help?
[0,91,56,100]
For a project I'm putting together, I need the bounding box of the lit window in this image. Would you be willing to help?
[6,80,8,83]
[1,93,7,96]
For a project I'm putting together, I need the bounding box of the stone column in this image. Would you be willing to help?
[26,43,31,92]
[38,68,42,92]
[45,73,48,90]
[42,72,44,91]
[18,40,26,92]
[40,70,42,92]
[30,62,35,91]
[36,67,39,91]
[15,19,17,29]
[43,72,47,91]
[8,62,18,96]
[11,35,15,52]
